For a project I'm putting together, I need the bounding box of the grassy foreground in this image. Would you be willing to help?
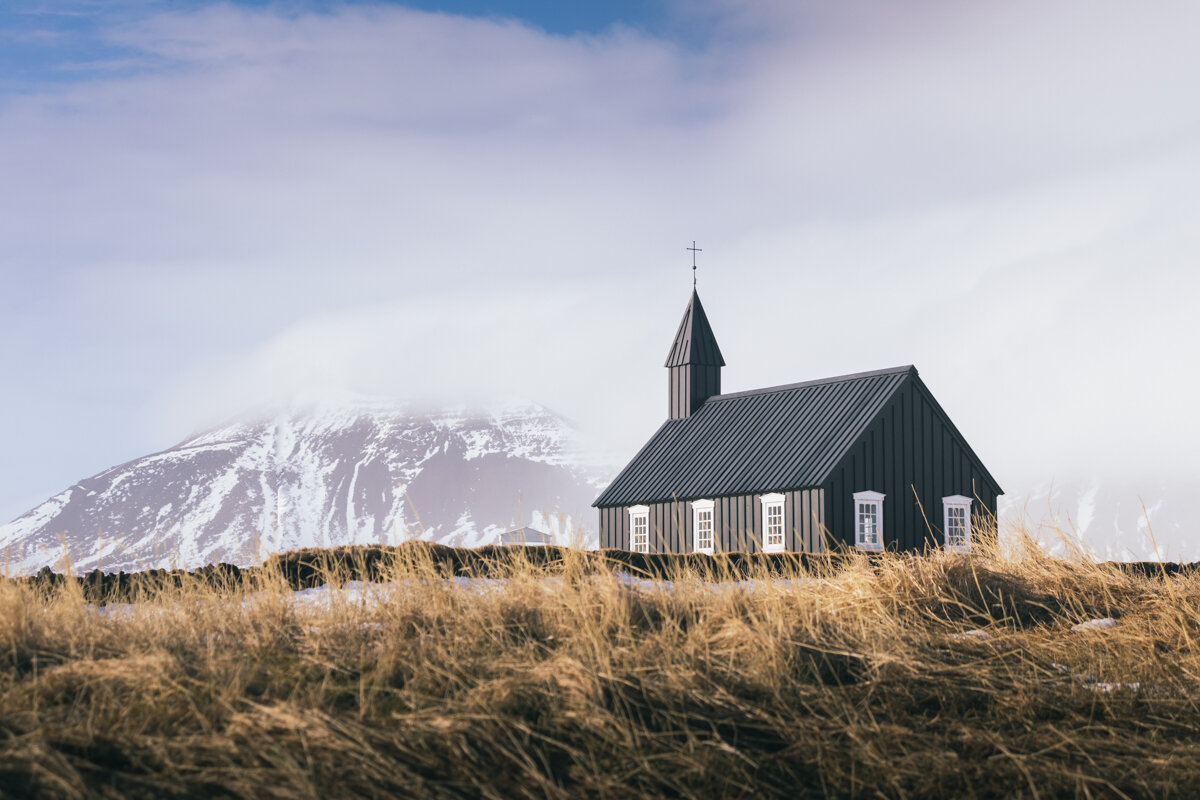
[2,538,1199,799]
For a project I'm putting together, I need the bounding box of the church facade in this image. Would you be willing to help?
[593,290,1002,554]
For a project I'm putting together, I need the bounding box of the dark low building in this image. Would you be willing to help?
[593,289,1002,554]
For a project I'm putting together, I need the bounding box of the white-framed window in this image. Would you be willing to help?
[853,490,885,551]
[943,495,973,552]
[760,493,785,553]
[692,499,715,554]
[628,505,650,553]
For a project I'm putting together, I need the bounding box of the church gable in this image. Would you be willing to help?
[821,375,1003,553]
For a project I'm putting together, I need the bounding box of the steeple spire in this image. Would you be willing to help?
[665,290,724,419]
[665,290,725,368]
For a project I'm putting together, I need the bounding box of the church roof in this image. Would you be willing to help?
[664,290,725,367]
[594,366,916,507]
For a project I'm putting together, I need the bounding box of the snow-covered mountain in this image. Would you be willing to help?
[0,399,610,574]
[999,476,1196,563]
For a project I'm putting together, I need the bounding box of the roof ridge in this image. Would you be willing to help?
[705,365,916,402]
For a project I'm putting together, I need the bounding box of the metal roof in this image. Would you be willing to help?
[664,290,725,367]
[593,366,914,507]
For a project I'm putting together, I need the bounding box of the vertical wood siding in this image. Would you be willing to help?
[820,380,1000,551]
[668,364,721,420]
[598,488,825,553]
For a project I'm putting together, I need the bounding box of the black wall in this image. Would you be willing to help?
[668,363,721,420]
[598,488,826,553]
[821,378,1000,552]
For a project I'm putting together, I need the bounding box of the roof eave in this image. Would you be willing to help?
[594,484,824,509]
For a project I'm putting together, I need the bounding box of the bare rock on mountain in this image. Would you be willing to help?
[0,400,608,574]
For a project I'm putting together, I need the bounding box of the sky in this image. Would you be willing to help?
[2,1,1198,554]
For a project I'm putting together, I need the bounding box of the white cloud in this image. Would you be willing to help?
[2,1,1198,554]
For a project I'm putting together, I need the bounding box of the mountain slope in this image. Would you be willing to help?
[0,400,607,574]
[999,476,1196,562]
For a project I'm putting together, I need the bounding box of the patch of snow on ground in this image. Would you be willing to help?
[952,629,992,641]
[614,572,669,592]
[613,572,807,593]
[291,580,395,607]
[86,574,817,621]
[1084,681,1140,693]
[1071,617,1117,632]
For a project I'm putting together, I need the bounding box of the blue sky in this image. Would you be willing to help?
[0,1,676,91]
[1,1,1199,555]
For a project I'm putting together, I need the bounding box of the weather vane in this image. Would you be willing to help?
[687,240,702,288]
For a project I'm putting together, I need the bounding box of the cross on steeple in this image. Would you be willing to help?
[687,240,702,287]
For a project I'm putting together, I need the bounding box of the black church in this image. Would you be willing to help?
[593,289,1002,554]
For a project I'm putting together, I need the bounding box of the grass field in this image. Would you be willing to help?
[2,531,1199,799]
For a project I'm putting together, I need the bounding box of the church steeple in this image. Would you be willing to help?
[665,289,724,419]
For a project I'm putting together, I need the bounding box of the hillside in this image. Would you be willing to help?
[2,541,1199,798]
[0,399,607,574]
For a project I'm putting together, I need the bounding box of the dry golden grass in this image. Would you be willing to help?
[2,530,1200,799]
